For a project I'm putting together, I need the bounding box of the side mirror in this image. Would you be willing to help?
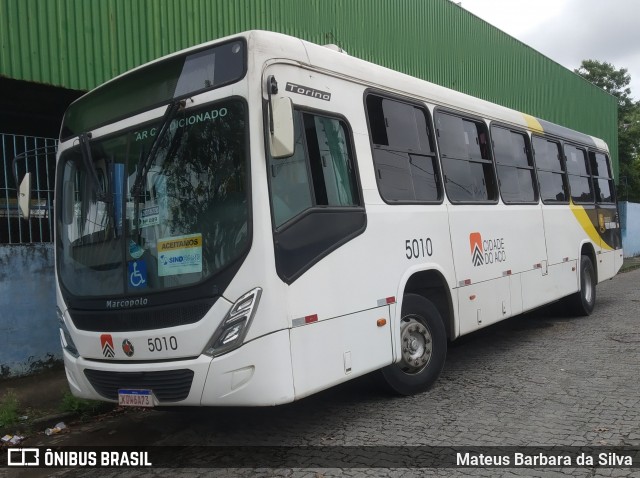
[268,95,294,158]
[18,173,32,220]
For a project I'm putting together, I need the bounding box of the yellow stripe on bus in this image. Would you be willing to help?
[569,202,613,251]
[523,114,544,134]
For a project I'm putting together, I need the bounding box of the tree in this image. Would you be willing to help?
[575,60,634,114]
[575,60,640,201]
[619,104,640,202]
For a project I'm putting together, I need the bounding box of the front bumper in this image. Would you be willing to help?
[63,329,295,406]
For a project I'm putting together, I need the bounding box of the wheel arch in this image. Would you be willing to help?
[398,266,456,341]
[579,241,598,284]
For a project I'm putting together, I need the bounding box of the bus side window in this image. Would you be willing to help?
[491,125,537,204]
[268,110,359,228]
[365,94,441,203]
[269,112,313,227]
[589,151,615,203]
[304,115,359,208]
[435,111,497,203]
[564,144,594,204]
[532,136,568,203]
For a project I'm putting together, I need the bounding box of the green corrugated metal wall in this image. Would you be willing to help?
[0,0,619,174]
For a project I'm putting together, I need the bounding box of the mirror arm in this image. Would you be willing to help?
[267,75,278,135]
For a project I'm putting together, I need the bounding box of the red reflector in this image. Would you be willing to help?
[464,279,471,285]
[386,297,396,305]
[305,314,318,324]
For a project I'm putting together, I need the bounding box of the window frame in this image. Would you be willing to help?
[588,149,616,204]
[489,122,539,205]
[266,106,364,232]
[264,104,367,284]
[363,90,444,205]
[531,134,570,205]
[564,142,595,205]
[434,107,499,205]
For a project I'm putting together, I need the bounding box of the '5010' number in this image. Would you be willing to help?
[405,238,433,259]
[148,336,178,352]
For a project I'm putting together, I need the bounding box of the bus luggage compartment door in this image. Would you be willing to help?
[289,308,392,399]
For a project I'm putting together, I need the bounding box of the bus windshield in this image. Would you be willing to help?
[56,99,249,298]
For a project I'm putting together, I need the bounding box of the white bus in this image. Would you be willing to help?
[22,31,623,406]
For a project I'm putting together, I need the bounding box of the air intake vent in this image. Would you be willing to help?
[84,369,194,402]
[69,298,218,332]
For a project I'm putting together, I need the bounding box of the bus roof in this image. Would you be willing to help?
[68,30,608,152]
[252,30,607,151]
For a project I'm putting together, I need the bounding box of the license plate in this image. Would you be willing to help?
[118,389,156,407]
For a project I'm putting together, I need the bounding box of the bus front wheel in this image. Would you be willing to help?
[380,293,447,395]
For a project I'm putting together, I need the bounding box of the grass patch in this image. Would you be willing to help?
[59,392,108,418]
[621,262,640,273]
[0,390,20,428]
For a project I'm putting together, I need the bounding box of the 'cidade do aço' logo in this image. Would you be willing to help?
[469,232,506,267]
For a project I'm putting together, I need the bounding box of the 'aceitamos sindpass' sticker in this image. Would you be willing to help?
[157,233,202,277]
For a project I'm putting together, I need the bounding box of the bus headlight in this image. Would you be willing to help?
[204,288,262,357]
[57,306,79,358]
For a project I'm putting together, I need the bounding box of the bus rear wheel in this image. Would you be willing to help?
[566,255,596,316]
[380,294,447,395]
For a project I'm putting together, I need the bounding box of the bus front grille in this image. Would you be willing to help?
[84,369,194,402]
[69,298,217,332]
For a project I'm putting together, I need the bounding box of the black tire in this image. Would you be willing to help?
[380,293,447,395]
[566,255,596,316]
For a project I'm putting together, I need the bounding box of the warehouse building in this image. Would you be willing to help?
[0,0,619,375]
[0,0,618,243]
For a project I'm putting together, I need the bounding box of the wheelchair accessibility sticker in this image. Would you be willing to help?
[128,260,148,289]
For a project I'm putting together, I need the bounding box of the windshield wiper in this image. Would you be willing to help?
[131,99,185,199]
[78,133,108,202]
[130,99,185,242]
